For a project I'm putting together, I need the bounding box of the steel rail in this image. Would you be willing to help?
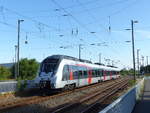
[51,78,129,113]
[0,78,123,111]
[81,81,129,113]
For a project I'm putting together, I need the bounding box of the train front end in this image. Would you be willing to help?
[34,56,60,90]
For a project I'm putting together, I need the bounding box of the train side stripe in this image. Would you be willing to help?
[110,71,112,79]
[69,70,73,80]
[88,70,92,84]
[104,71,106,80]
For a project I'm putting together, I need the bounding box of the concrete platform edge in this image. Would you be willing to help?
[99,78,144,113]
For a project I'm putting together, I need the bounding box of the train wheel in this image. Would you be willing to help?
[68,84,74,90]
[62,85,68,91]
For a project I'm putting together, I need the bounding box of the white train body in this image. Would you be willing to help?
[34,55,120,90]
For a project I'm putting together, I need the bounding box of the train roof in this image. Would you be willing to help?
[46,55,92,63]
[46,55,120,71]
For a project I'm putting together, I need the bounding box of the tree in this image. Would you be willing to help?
[0,66,11,80]
[11,58,39,80]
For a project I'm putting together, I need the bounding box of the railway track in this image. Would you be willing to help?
[51,78,129,113]
[0,77,129,112]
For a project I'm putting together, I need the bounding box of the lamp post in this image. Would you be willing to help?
[125,20,138,81]
[17,19,24,78]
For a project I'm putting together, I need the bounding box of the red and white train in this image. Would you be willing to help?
[34,55,120,90]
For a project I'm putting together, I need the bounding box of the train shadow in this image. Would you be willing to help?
[1,101,109,113]
[14,88,60,97]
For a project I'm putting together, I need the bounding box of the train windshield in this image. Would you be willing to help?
[41,58,59,73]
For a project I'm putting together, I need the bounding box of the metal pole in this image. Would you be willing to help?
[137,49,140,75]
[17,19,24,78]
[17,20,20,78]
[141,56,144,66]
[146,56,148,73]
[15,45,17,79]
[146,56,148,65]
[112,60,114,66]
[131,20,136,81]
[79,44,81,59]
[99,53,101,64]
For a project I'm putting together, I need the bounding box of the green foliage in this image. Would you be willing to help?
[19,58,39,80]
[120,68,136,76]
[128,79,135,87]
[17,78,27,91]
[0,66,11,80]
[10,58,39,80]
[140,65,150,75]
[10,64,16,79]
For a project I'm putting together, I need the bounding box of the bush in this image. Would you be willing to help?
[0,66,11,80]
[17,78,27,91]
[11,58,39,80]
[128,79,135,87]
[19,58,39,80]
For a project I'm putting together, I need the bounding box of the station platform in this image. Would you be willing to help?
[132,79,150,113]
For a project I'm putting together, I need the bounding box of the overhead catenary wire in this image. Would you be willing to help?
[2,7,62,31]
[0,0,141,68]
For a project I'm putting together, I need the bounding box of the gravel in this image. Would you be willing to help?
[1,79,125,113]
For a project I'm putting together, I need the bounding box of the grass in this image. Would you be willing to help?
[128,79,136,87]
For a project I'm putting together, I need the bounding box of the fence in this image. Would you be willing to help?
[0,80,36,94]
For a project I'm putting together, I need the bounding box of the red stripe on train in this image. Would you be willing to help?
[76,64,89,67]
[104,71,106,80]
[110,71,112,79]
[69,71,73,80]
[88,70,92,84]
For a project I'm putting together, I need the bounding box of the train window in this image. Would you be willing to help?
[114,71,116,75]
[108,71,110,76]
[112,71,115,75]
[95,70,98,77]
[72,66,78,79]
[83,68,88,78]
[62,65,69,81]
[76,66,86,79]
[88,69,92,77]
[92,70,96,77]
[79,70,83,77]
[41,58,59,73]
[112,71,114,75]
[110,71,112,75]
[97,70,100,76]
[100,70,103,76]
[106,71,110,76]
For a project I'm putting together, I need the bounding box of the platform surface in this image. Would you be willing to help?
[132,79,150,113]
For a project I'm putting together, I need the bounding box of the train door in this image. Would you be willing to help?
[88,69,92,84]
[62,65,70,84]
[99,69,103,81]
[103,70,106,81]
[72,65,79,87]
[78,66,88,86]
[110,71,112,80]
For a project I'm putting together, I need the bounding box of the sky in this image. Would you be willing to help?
[0,0,150,69]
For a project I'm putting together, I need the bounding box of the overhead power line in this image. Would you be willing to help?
[3,7,62,31]
[51,0,95,34]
